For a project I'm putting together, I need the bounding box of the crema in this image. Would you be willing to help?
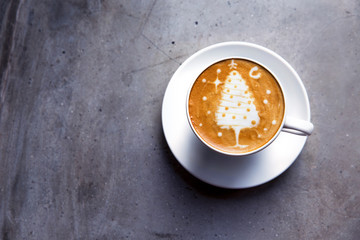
[188,59,285,154]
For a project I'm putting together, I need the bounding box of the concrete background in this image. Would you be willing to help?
[1,0,359,239]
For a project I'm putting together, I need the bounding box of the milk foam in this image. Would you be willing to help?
[188,58,285,154]
[215,70,260,147]
[249,66,261,79]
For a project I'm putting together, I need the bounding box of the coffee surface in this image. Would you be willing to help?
[188,58,285,154]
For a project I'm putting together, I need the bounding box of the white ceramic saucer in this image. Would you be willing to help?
[162,42,311,189]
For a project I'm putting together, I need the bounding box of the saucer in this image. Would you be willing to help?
[161,42,311,189]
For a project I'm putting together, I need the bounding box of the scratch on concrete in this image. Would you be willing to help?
[138,0,158,35]
[128,55,184,75]
[0,0,22,105]
[141,33,181,65]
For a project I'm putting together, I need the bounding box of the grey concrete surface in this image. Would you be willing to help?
[1,0,359,239]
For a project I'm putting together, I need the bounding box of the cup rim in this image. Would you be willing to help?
[186,56,287,156]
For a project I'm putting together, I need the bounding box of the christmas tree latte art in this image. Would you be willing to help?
[188,59,285,154]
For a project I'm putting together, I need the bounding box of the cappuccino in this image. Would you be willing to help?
[188,58,285,154]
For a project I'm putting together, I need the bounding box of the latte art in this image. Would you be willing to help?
[215,70,259,148]
[188,59,285,154]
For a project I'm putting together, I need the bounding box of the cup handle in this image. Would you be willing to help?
[283,116,314,136]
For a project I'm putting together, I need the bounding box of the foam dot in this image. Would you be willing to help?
[202,78,206,83]
[272,120,277,125]
[207,110,211,115]
[266,90,271,94]
[217,69,221,73]
[218,132,222,137]
[258,134,261,138]
[263,99,268,104]
[199,123,203,127]
[202,96,207,101]
[264,128,268,131]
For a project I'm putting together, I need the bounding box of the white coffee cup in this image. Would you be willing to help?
[186,55,313,156]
